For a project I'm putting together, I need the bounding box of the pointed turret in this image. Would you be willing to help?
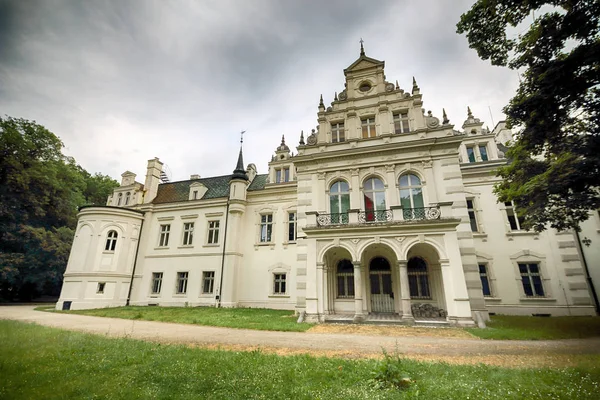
[442,108,449,125]
[360,38,365,56]
[299,130,305,145]
[318,94,325,111]
[412,76,420,95]
[231,147,248,181]
[462,106,484,133]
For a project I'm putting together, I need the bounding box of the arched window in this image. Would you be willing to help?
[363,177,386,221]
[407,257,430,299]
[125,192,131,205]
[399,174,424,219]
[105,230,118,252]
[117,193,122,206]
[336,260,354,298]
[329,181,350,224]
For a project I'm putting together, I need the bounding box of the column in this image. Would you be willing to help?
[353,261,365,322]
[398,260,414,323]
[316,262,324,315]
[323,266,329,314]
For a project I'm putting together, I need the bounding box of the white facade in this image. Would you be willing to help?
[57,48,599,323]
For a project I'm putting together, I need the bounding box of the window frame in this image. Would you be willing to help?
[182,222,194,246]
[518,263,545,298]
[104,230,118,252]
[407,257,431,300]
[287,212,296,242]
[96,282,106,294]
[504,201,525,231]
[467,199,479,232]
[158,224,171,247]
[273,273,287,295]
[478,145,489,161]
[117,192,123,206]
[331,122,345,143]
[202,271,215,294]
[361,117,376,138]
[207,220,220,244]
[275,168,290,183]
[478,264,492,297]
[150,272,163,295]
[466,146,476,163]
[175,271,189,295]
[260,214,273,243]
[393,112,410,134]
[336,260,355,299]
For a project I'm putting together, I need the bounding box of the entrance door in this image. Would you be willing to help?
[369,257,394,313]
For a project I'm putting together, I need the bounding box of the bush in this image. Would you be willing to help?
[370,349,413,390]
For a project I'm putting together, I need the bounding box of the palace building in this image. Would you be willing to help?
[56,46,599,325]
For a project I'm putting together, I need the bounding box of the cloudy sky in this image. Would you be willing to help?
[0,0,519,182]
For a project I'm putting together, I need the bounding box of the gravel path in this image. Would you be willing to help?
[2,306,600,365]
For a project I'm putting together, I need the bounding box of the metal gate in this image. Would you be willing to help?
[370,271,394,313]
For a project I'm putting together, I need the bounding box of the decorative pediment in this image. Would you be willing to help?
[344,55,384,75]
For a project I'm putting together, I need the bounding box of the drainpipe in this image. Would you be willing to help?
[574,229,600,315]
[217,199,231,308]
[126,217,144,306]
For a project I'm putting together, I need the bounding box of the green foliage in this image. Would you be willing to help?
[2,320,600,399]
[57,306,314,332]
[457,1,600,231]
[467,315,600,340]
[370,350,413,390]
[0,116,118,300]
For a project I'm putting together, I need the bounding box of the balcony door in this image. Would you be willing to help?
[363,178,386,222]
[329,181,350,224]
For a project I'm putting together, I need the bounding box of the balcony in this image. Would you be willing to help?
[312,206,443,227]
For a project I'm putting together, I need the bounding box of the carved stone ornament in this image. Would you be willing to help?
[395,237,405,243]
[351,238,360,244]
[425,111,440,128]
[307,130,318,145]
[338,90,347,101]
[385,82,395,92]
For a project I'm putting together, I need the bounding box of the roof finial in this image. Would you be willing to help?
[395,80,399,90]
[412,76,420,94]
[442,108,449,124]
[359,37,365,56]
[281,134,285,146]
[299,130,305,145]
[240,130,245,145]
[318,94,325,110]
[467,106,473,118]
[334,91,338,101]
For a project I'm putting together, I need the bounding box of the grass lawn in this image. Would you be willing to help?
[51,306,313,332]
[2,320,600,399]
[467,315,600,340]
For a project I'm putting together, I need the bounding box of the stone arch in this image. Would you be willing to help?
[396,169,426,186]
[325,175,352,192]
[356,238,402,262]
[360,173,387,189]
[400,237,447,261]
[99,222,125,237]
[319,242,357,265]
[405,242,447,316]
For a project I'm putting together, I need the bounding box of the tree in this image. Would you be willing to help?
[0,116,118,300]
[457,0,600,232]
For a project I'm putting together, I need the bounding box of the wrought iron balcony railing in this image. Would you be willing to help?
[403,206,441,220]
[358,209,393,223]
[316,212,349,226]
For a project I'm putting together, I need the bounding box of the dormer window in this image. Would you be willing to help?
[117,193,122,206]
[479,145,489,161]
[331,122,345,143]
[125,192,131,205]
[275,168,290,183]
[189,182,207,200]
[359,81,372,92]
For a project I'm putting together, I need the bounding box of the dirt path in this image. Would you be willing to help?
[2,306,599,368]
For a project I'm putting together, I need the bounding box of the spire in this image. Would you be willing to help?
[318,94,325,110]
[232,131,248,181]
[467,106,473,118]
[334,91,338,101]
[360,38,365,56]
[442,108,449,124]
[281,134,286,146]
[299,130,305,145]
[412,76,420,95]
[395,80,399,90]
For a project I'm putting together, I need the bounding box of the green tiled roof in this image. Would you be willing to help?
[152,175,232,204]
[248,174,268,191]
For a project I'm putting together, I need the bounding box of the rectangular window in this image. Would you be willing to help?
[96,282,106,294]
[479,264,492,297]
[331,122,345,143]
[361,117,376,138]
[260,214,273,242]
[518,263,545,297]
[192,190,198,200]
[466,146,476,163]
[479,145,489,161]
[393,112,410,134]
[159,224,170,247]
[288,212,296,242]
[273,273,287,295]
[467,199,479,232]
[202,271,215,294]
[505,202,525,231]
[207,220,220,244]
[275,168,290,183]
[176,272,188,294]
[182,222,194,246]
[151,272,163,294]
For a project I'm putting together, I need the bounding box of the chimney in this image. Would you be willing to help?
[144,157,163,204]
[190,174,201,180]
